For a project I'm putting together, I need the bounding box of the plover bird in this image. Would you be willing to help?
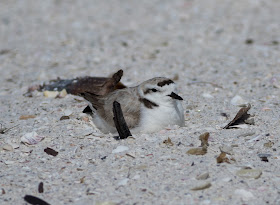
[81,77,185,134]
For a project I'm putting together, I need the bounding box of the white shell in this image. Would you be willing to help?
[21,131,44,145]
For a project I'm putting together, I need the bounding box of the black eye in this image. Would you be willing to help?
[151,89,158,92]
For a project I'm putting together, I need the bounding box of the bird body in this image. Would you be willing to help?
[81,77,185,134]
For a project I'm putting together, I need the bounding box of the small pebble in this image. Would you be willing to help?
[219,145,233,155]
[234,189,254,201]
[244,117,255,125]
[43,91,59,98]
[191,182,211,191]
[58,89,67,98]
[202,93,214,99]
[64,109,73,116]
[236,168,262,179]
[263,141,274,148]
[117,178,129,186]
[112,146,129,153]
[196,172,210,180]
[4,160,15,165]
[230,95,247,106]
[2,144,14,151]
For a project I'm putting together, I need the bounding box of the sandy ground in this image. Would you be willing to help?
[1,0,280,204]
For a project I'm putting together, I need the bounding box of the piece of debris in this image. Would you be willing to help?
[216,152,229,163]
[1,144,14,151]
[0,49,11,55]
[19,115,36,120]
[25,70,125,98]
[43,90,60,98]
[38,182,44,193]
[191,182,211,191]
[245,39,254,44]
[223,104,252,129]
[258,153,271,162]
[163,137,174,146]
[58,89,67,98]
[263,141,274,148]
[125,153,135,159]
[0,124,18,134]
[80,176,86,184]
[237,132,255,138]
[216,151,236,164]
[220,112,229,119]
[24,195,50,205]
[21,132,44,145]
[42,70,125,95]
[60,116,70,120]
[112,101,132,139]
[199,132,209,147]
[236,167,262,179]
[187,132,210,155]
[187,147,207,155]
[44,147,59,156]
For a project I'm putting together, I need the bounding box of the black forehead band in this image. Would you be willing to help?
[157,79,174,87]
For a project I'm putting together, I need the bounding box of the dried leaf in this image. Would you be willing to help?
[223,104,252,129]
[199,132,209,147]
[80,176,86,183]
[163,137,174,146]
[216,152,229,163]
[60,116,70,120]
[187,147,207,155]
[19,115,36,120]
[44,147,58,156]
[263,141,274,148]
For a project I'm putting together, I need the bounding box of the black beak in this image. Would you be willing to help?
[168,92,183,100]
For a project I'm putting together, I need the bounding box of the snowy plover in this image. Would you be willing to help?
[81,77,185,134]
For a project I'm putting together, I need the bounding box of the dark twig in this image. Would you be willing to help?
[113,101,132,139]
[24,195,50,205]
[0,124,19,134]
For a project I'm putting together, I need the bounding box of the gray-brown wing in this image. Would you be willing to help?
[102,87,141,128]
[82,88,141,128]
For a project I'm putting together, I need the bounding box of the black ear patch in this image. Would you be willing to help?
[139,98,159,109]
[144,88,159,94]
[157,79,174,87]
